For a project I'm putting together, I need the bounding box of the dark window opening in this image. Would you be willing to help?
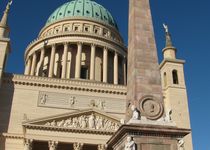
[81,66,89,79]
[74,26,79,31]
[172,70,179,84]
[85,27,89,32]
[164,72,167,87]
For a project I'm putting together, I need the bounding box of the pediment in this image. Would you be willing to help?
[23,109,121,134]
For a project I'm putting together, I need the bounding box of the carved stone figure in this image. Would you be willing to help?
[125,136,136,150]
[165,109,172,122]
[73,143,84,150]
[43,114,120,131]
[80,115,87,128]
[40,94,48,104]
[98,100,106,110]
[178,139,185,150]
[69,96,76,106]
[89,113,95,129]
[131,105,140,120]
[96,116,103,129]
[24,139,33,150]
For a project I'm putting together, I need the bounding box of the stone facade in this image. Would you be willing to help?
[0,0,193,150]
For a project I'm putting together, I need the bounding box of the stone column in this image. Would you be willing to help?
[66,47,72,79]
[98,144,106,150]
[62,42,69,79]
[30,52,37,76]
[24,57,32,75]
[123,57,127,85]
[75,42,82,79]
[90,44,96,80]
[73,143,84,150]
[103,47,108,83]
[48,141,58,150]
[48,44,56,78]
[23,139,33,150]
[114,52,118,84]
[36,47,45,76]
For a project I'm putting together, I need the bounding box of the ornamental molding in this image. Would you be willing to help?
[22,109,121,135]
[39,17,120,38]
[1,133,24,139]
[2,73,127,95]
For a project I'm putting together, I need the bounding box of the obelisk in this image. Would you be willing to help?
[126,0,164,120]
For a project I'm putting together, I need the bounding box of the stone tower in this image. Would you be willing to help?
[0,1,12,87]
[160,25,193,150]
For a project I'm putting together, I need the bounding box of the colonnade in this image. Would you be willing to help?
[25,42,127,85]
[24,139,106,150]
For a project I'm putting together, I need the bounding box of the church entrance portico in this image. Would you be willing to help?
[22,109,119,150]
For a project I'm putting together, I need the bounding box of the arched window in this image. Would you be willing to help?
[172,70,179,84]
[164,72,167,87]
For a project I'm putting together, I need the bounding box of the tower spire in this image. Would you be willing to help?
[0,0,13,27]
[0,0,12,38]
[162,23,177,59]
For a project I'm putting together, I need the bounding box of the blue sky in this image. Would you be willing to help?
[1,0,210,149]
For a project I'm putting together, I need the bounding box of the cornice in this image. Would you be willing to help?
[2,133,24,139]
[159,58,185,69]
[39,17,120,38]
[2,73,127,95]
[23,124,115,136]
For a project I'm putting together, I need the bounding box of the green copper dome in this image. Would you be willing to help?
[46,0,118,29]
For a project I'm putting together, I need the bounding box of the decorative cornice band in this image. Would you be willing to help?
[2,73,127,95]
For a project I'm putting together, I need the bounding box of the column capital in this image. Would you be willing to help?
[91,43,96,47]
[77,42,83,46]
[73,143,84,150]
[24,139,33,150]
[48,141,58,150]
[98,144,107,150]
[104,46,108,50]
[64,42,69,46]
[51,44,56,48]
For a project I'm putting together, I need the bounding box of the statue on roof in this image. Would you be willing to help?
[163,23,169,33]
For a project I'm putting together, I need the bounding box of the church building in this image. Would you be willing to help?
[0,0,193,150]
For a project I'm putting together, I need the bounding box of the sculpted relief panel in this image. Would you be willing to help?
[38,91,125,113]
[43,112,120,132]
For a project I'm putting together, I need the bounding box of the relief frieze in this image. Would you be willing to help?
[38,91,125,113]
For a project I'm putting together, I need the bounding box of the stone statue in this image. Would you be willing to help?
[125,136,136,150]
[163,23,169,33]
[40,94,48,104]
[178,139,185,150]
[89,113,95,129]
[69,96,76,106]
[165,109,172,122]
[6,0,13,10]
[131,105,140,120]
